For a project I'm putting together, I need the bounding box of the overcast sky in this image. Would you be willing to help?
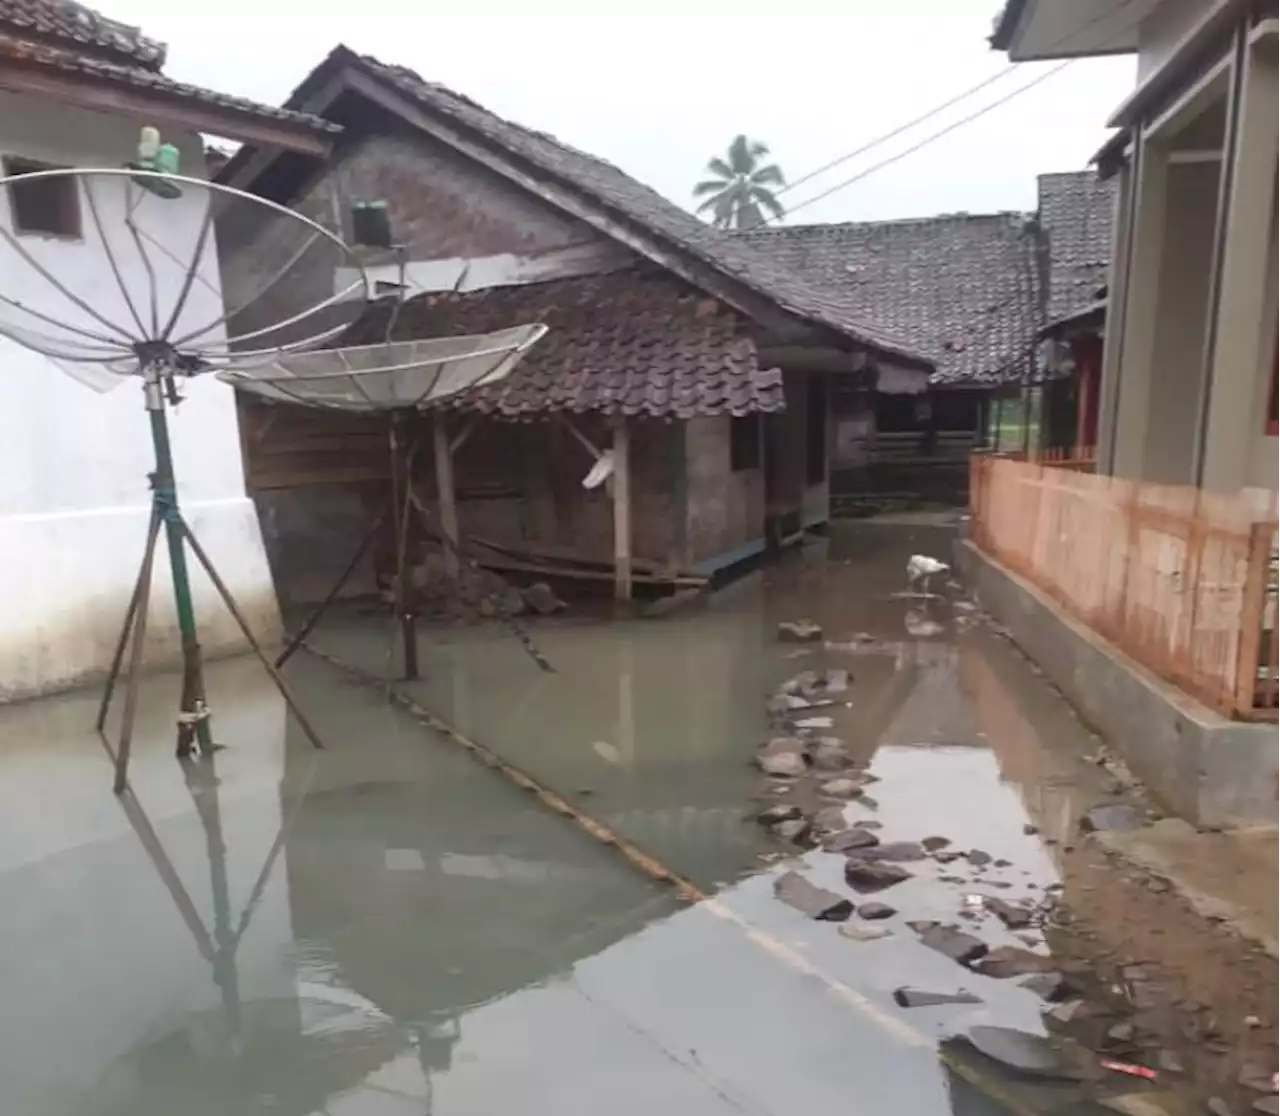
[107,0,1135,225]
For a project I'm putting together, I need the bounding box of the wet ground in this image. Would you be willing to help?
[2,519,1275,1115]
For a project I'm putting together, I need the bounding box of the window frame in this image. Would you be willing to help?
[729,414,762,473]
[2,155,82,240]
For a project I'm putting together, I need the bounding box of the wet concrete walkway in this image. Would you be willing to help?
[2,519,1275,1114]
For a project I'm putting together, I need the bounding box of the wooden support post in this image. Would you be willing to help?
[612,417,632,602]
[1074,352,1093,460]
[433,412,460,580]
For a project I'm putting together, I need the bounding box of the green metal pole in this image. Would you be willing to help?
[145,367,214,757]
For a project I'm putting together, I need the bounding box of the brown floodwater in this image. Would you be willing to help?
[0,517,1272,1115]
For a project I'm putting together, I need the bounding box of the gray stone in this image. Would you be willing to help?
[1020,971,1072,1001]
[985,897,1035,929]
[922,836,952,852]
[755,804,802,827]
[839,922,892,942]
[494,586,527,616]
[794,715,835,730]
[1079,803,1142,833]
[1207,1100,1234,1116]
[773,871,853,921]
[964,1025,1077,1078]
[1106,1022,1136,1043]
[824,826,879,853]
[844,859,912,893]
[1022,823,1039,835]
[971,946,1055,978]
[857,901,896,920]
[1156,1049,1185,1074]
[893,987,983,1008]
[1252,1098,1278,1115]
[933,850,965,863]
[773,819,815,846]
[812,806,850,833]
[522,581,566,615]
[819,777,865,799]
[918,925,988,966]
[860,840,926,862]
[756,738,808,778]
[778,620,823,643]
[966,848,993,866]
[809,738,854,771]
[781,670,819,695]
[906,919,939,933]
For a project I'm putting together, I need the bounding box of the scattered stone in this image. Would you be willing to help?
[844,859,912,893]
[812,806,850,833]
[1079,804,1142,833]
[839,922,892,942]
[755,804,803,827]
[922,836,951,852]
[972,946,1056,978]
[773,819,815,846]
[906,919,939,933]
[1252,1098,1278,1115]
[494,586,528,616]
[823,827,880,853]
[858,840,926,862]
[985,897,1035,929]
[918,924,988,966]
[522,581,566,615]
[1239,1064,1280,1094]
[810,738,854,771]
[1022,823,1039,835]
[794,716,835,730]
[893,987,983,1008]
[1107,1022,1136,1044]
[819,777,865,799]
[993,858,1012,868]
[1207,1100,1234,1116]
[966,849,993,867]
[778,620,823,643]
[1156,1049,1185,1074]
[856,819,884,829]
[858,901,897,920]
[964,1025,1077,1078]
[933,850,965,864]
[1245,1015,1264,1029]
[1020,971,1072,1001]
[756,738,808,778]
[773,871,853,921]
[1044,1000,1088,1025]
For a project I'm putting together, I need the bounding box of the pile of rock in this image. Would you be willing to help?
[387,551,567,623]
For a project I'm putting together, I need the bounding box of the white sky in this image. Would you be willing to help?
[105,0,1136,225]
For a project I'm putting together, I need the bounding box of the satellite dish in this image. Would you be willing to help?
[219,323,548,411]
[0,164,370,789]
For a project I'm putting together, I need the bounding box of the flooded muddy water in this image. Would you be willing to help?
[2,518,1274,1115]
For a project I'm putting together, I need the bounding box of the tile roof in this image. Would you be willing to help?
[1036,170,1115,321]
[0,0,163,68]
[273,47,931,370]
[343,266,783,419]
[741,213,1041,386]
[0,2,339,136]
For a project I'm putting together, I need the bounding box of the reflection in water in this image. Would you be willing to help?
[3,518,1197,1115]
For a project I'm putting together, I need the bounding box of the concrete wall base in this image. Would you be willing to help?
[0,496,280,702]
[955,538,1277,828]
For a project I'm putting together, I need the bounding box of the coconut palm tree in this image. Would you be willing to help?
[693,135,786,230]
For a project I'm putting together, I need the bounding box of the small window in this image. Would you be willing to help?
[730,415,761,472]
[3,157,80,239]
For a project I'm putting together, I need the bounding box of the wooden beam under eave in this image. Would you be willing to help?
[0,65,334,157]
[612,417,632,603]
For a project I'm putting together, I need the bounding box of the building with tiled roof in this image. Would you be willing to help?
[217,44,948,596]
[0,0,343,699]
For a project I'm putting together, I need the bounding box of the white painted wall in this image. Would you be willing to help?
[0,92,278,699]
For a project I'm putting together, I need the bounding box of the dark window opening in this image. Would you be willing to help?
[3,157,80,238]
[806,376,827,485]
[730,415,761,472]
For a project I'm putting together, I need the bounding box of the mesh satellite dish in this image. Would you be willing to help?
[220,322,555,680]
[0,163,372,790]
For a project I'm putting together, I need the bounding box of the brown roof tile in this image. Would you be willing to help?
[0,2,339,137]
[261,46,932,370]
[1036,170,1115,321]
[344,267,783,419]
[742,213,1041,386]
[0,0,164,68]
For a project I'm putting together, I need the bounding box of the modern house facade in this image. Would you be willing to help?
[0,0,342,699]
[994,0,1278,494]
